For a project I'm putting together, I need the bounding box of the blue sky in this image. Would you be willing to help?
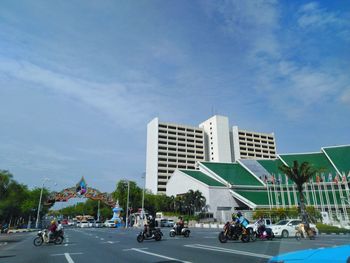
[0,0,349,193]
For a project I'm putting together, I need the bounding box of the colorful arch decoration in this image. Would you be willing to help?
[46,177,115,207]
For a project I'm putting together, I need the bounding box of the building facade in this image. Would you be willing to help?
[146,115,277,194]
[232,127,277,161]
[166,145,350,225]
[145,118,205,194]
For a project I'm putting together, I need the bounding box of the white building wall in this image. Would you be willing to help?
[146,118,159,194]
[166,170,210,201]
[199,115,232,163]
[166,170,238,222]
[231,126,241,162]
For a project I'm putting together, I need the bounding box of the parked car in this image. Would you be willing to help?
[80,221,89,228]
[76,221,81,228]
[104,220,115,228]
[269,244,350,263]
[94,221,103,228]
[87,219,95,228]
[270,219,318,238]
[159,219,175,227]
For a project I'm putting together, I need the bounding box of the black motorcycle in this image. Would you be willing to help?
[137,228,163,242]
[33,229,64,246]
[218,222,250,243]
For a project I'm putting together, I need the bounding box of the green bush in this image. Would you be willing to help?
[316,223,350,234]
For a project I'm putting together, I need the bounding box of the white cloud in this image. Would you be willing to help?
[204,0,350,118]
[297,1,345,29]
[0,58,160,128]
[341,88,350,104]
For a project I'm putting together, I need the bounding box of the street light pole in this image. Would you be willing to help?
[141,172,146,227]
[35,178,49,229]
[97,200,100,222]
[125,180,130,228]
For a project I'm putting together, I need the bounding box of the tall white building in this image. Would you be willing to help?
[199,115,232,162]
[146,118,205,194]
[232,127,276,161]
[146,115,277,194]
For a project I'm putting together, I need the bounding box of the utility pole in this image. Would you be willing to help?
[125,181,130,228]
[141,172,146,227]
[97,200,100,222]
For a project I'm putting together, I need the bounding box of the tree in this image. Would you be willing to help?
[279,161,319,224]
[112,180,142,212]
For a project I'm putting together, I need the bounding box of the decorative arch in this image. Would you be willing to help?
[46,177,115,207]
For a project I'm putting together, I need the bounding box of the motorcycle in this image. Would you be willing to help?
[33,229,64,246]
[169,224,190,238]
[295,224,316,240]
[250,224,274,241]
[137,227,163,242]
[218,222,250,243]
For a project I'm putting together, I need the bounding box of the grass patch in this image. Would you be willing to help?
[316,223,350,234]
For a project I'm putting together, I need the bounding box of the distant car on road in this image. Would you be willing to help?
[268,244,350,263]
[270,219,318,238]
[94,221,103,228]
[80,221,89,228]
[104,220,115,228]
[160,219,174,227]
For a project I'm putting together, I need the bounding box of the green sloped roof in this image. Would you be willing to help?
[323,146,350,174]
[256,159,293,184]
[180,170,225,187]
[279,152,337,175]
[235,190,269,205]
[201,162,264,186]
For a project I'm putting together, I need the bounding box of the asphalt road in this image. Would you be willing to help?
[1,227,349,263]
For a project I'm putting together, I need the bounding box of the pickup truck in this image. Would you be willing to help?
[247,218,273,230]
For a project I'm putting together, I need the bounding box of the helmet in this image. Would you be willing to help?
[231,214,237,220]
[148,215,153,220]
[51,220,56,224]
[237,212,242,217]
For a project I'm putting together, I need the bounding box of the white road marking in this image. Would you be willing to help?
[184,244,272,259]
[0,242,8,246]
[100,238,104,241]
[95,236,99,238]
[64,253,74,263]
[64,244,68,246]
[129,248,192,263]
[51,252,83,256]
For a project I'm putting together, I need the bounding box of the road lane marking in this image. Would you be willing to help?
[51,252,83,256]
[64,253,75,263]
[184,244,272,259]
[100,238,104,240]
[128,248,192,263]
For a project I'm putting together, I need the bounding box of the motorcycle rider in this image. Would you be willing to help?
[145,215,155,237]
[236,212,249,229]
[256,217,266,237]
[57,220,63,232]
[44,220,57,243]
[177,216,184,235]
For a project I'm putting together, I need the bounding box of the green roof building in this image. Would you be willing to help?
[166,145,350,224]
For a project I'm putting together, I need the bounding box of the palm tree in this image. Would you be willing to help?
[193,190,206,213]
[279,161,319,224]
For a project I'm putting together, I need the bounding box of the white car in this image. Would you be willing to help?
[104,220,115,228]
[80,221,89,228]
[270,219,318,238]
